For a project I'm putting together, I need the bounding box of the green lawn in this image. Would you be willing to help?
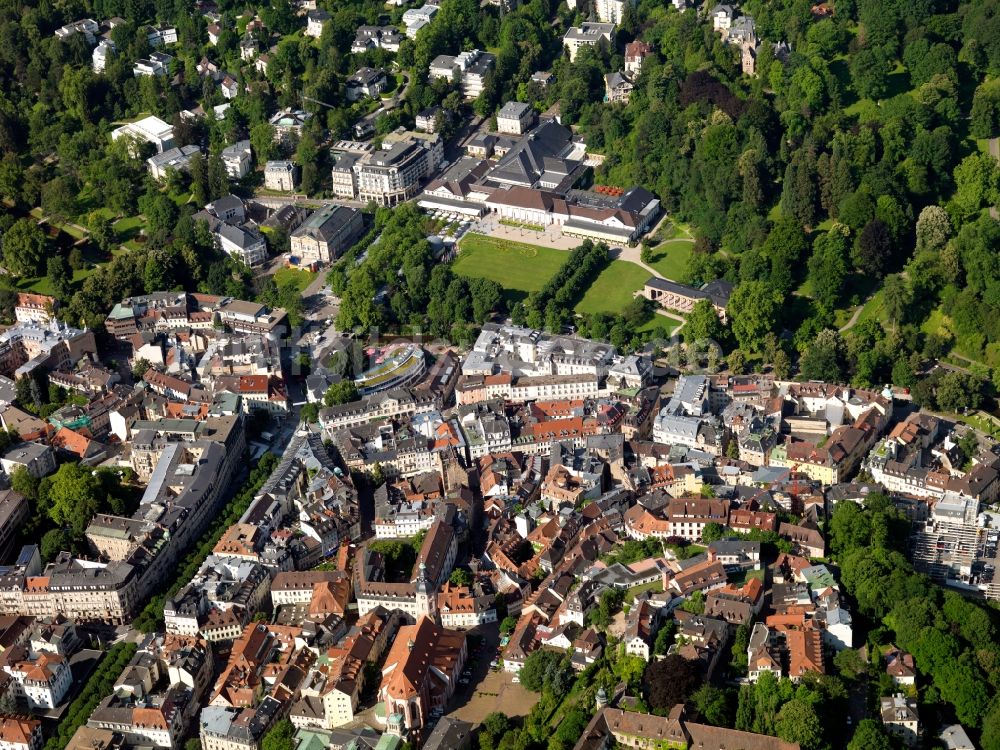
[855,289,887,326]
[453,233,566,302]
[648,239,692,281]
[274,266,317,292]
[921,307,951,336]
[624,579,664,601]
[113,215,145,243]
[638,313,682,335]
[575,260,650,315]
[17,267,98,296]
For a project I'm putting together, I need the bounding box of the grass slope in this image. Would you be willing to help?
[648,239,692,281]
[574,260,650,315]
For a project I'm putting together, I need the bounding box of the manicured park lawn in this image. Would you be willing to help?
[274,266,316,293]
[114,215,145,243]
[453,234,565,300]
[648,239,692,281]
[574,260,650,315]
[17,267,98,296]
[638,313,682,336]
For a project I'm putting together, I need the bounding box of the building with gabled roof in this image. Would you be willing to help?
[0,716,41,750]
[881,693,919,746]
[379,617,465,741]
[289,206,364,265]
[574,706,800,750]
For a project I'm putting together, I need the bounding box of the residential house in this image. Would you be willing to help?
[881,694,919,747]
[0,717,41,750]
[496,102,535,136]
[269,109,312,146]
[0,443,57,479]
[346,68,388,101]
[264,161,299,192]
[14,295,56,325]
[886,648,916,687]
[305,10,330,37]
[133,52,173,77]
[563,23,615,62]
[221,141,253,179]
[92,39,115,72]
[624,40,651,74]
[3,646,73,709]
[147,145,202,181]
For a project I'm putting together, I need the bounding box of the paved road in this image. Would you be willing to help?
[838,301,867,332]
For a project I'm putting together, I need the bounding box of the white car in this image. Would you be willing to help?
[512,676,520,684]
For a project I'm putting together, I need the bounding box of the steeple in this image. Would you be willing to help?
[414,562,438,624]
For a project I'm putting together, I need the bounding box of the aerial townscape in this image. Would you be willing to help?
[2,0,1000,749]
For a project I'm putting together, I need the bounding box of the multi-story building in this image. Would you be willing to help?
[346,67,388,101]
[0,320,97,380]
[264,161,298,192]
[92,39,115,72]
[318,388,438,432]
[595,0,633,24]
[0,443,57,479]
[428,50,496,98]
[13,294,56,325]
[133,52,173,77]
[354,138,438,206]
[402,4,439,37]
[881,694,920,747]
[496,101,535,135]
[0,426,241,623]
[111,115,176,154]
[604,71,634,104]
[562,22,615,62]
[0,716,41,750]
[305,9,330,37]
[2,647,73,709]
[624,39,651,74]
[289,206,364,265]
[55,18,99,44]
[147,145,201,181]
[268,109,311,146]
[221,141,253,179]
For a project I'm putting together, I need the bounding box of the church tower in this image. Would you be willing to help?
[415,562,438,624]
